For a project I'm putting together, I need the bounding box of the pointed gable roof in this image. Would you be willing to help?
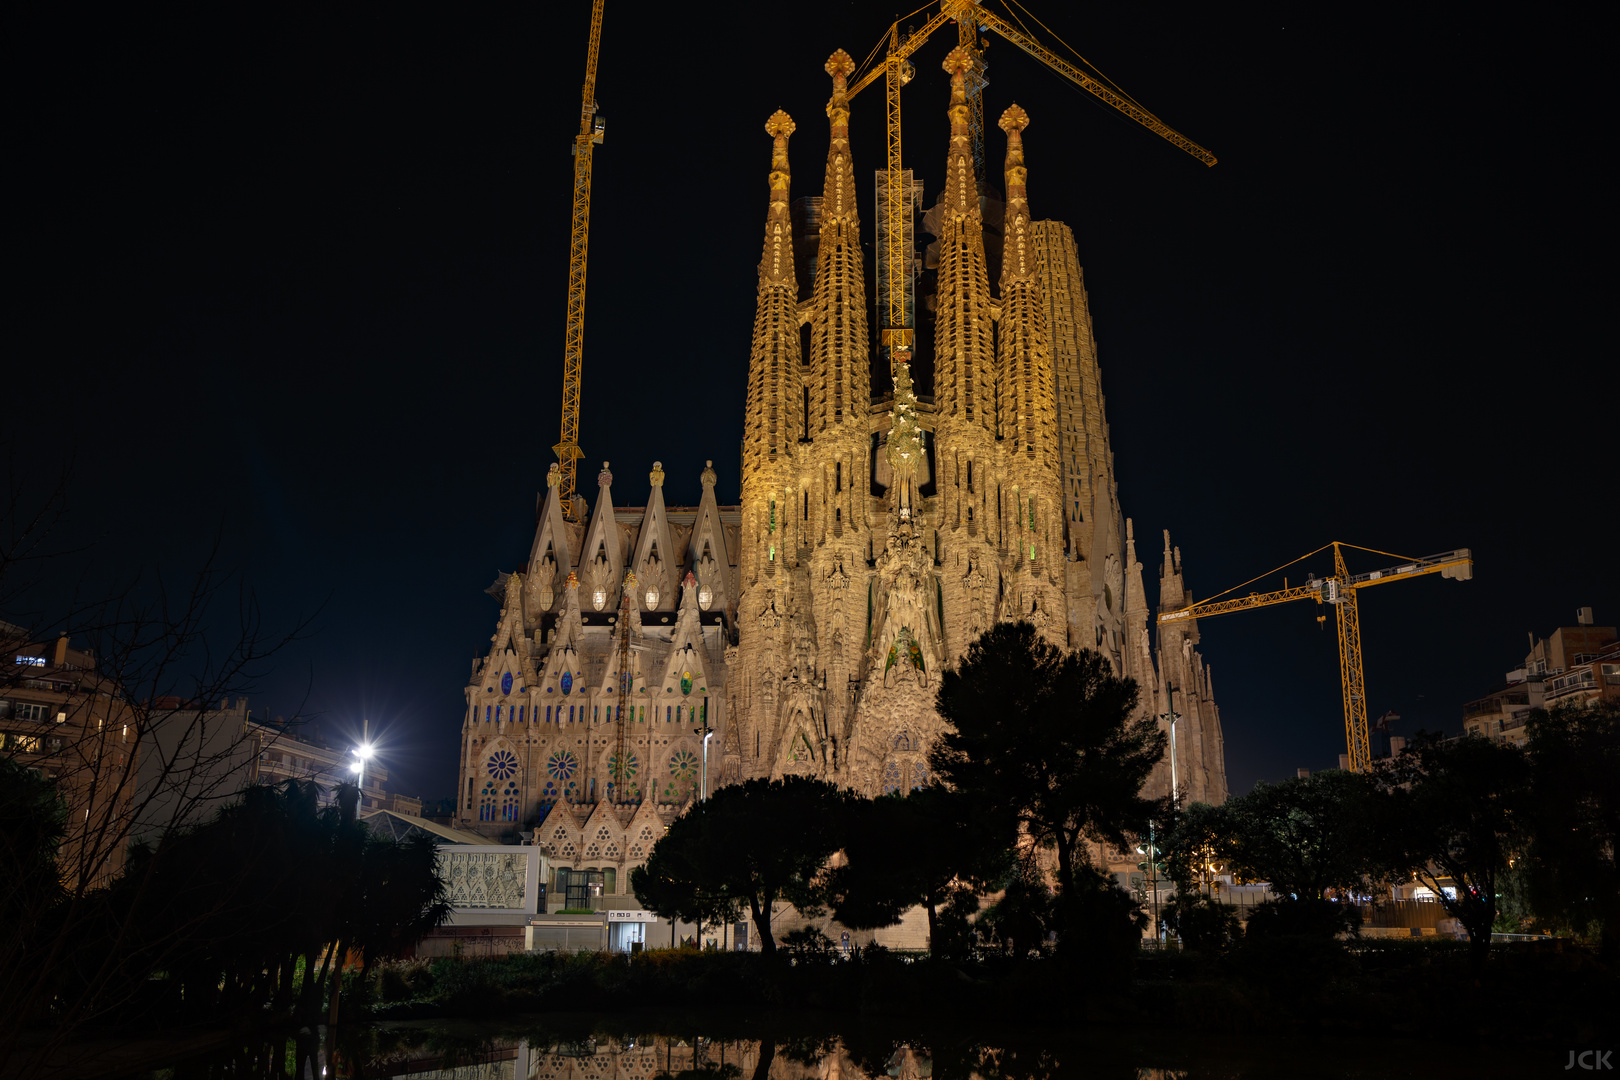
[686,460,732,614]
[528,463,575,605]
[630,461,678,613]
[486,570,528,661]
[654,573,714,700]
[538,574,586,696]
[577,462,624,614]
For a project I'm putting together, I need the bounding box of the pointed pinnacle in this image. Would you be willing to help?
[765,109,796,141]
[825,48,855,84]
[998,103,1030,134]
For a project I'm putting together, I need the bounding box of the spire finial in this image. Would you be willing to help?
[598,462,613,488]
[824,49,854,147]
[944,46,973,129]
[649,461,665,488]
[766,109,796,185]
[701,460,717,488]
[825,48,854,87]
[1000,103,1033,279]
[998,103,1030,137]
[546,462,561,488]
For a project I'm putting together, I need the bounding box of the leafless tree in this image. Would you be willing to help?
[1,446,320,1071]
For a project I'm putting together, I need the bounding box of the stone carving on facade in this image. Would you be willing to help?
[453,53,1227,903]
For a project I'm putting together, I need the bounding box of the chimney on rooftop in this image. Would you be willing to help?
[1577,606,1595,626]
[53,635,69,667]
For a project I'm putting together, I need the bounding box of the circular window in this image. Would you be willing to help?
[547,750,579,782]
[487,749,519,780]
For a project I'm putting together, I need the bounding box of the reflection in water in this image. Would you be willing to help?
[125,1016,1539,1080]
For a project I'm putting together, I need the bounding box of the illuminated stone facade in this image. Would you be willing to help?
[732,49,1227,807]
[452,48,1227,881]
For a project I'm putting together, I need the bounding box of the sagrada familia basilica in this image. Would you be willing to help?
[454,48,1227,879]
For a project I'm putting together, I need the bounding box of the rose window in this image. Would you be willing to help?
[608,751,639,782]
[487,749,519,780]
[547,750,578,782]
[668,749,699,780]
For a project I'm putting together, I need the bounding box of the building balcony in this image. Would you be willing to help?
[1545,668,1597,700]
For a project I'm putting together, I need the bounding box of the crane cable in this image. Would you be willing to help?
[1182,541,1440,611]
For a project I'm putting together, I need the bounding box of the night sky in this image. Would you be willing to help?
[12,4,1611,802]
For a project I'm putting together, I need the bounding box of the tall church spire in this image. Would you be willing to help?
[741,111,799,593]
[743,111,801,474]
[932,47,996,433]
[806,49,869,437]
[995,104,1057,474]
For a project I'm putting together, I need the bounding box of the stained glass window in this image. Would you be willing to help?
[546,705,552,723]
[882,759,903,795]
[501,672,513,695]
[669,749,698,779]
[487,749,519,780]
[547,750,578,781]
[485,705,491,722]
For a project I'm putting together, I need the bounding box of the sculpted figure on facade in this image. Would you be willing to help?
[451,53,1227,904]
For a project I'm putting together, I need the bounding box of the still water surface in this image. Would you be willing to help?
[112,1013,1550,1080]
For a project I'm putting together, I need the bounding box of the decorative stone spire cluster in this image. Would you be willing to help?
[806,49,869,436]
[994,102,1057,474]
[932,46,996,432]
[742,110,801,472]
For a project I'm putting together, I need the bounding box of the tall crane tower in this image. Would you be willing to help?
[845,0,1216,370]
[1158,543,1474,774]
[553,0,607,520]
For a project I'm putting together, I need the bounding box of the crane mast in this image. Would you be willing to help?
[1159,543,1474,773]
[554,0,606,521]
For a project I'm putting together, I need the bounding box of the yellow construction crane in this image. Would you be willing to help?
[846,0,1215,365]
[1158,543,1474,774]
[553,0,607,520]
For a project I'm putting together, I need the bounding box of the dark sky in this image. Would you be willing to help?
[12,3,1611,802]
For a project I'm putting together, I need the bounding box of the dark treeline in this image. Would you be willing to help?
[1,772,448,1076]
[1156,700,1620,968]
[633,623,1167,965]
[630,622,1620,977]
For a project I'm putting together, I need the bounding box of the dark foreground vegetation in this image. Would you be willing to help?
[328,937,1613,1046]
[633,624,1620,977]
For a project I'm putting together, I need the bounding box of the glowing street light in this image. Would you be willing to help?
[351,742,375,802]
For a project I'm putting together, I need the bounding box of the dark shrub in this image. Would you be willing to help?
[1243,898,1361,939]
[1163,894,1242,951]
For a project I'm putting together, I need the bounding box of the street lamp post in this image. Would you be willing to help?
[1159,711,1181,797]
[351,742,374,808]
[693,725,715,803]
